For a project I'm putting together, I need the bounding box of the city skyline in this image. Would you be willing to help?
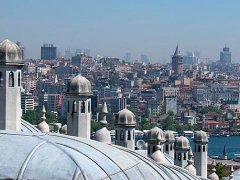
[1,0,240,63]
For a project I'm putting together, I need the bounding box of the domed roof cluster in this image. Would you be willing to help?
[66,74,92,96]
[148,127,165,142]
[0,131,203,180]
[174,136,190,151]
[0,39,24,65]
[115,108,136,126]
[164,130,175,142]
[194,130,209,143]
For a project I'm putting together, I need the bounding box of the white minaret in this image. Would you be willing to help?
[115,108,136,150]
[0,39,24,131]
[164,130,175,158]
[147,127,165,156]
[66,74,92,138]
[173,136,190,168]
[194,130,209,178]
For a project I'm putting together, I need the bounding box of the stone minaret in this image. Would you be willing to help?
[173,136,190,168]
[172,44,183,75]
[164,130,175,158]
[0,39,24,131]
[194,130,209,178]
[115,108,136,150]
[66,74,92,138]
[94,102,111,144]
[147,127,165,156]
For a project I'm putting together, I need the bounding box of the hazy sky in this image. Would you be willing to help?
[1,0,239,63]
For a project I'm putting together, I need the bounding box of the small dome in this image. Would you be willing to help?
[185,164,196,175]
[66,74,92,96]
[94,127,111,144]
[151,149,165,164]
[148,127,165,142]
[194,130,209,143]
[61,124,67,134]
[0,39,23,65]
[115,108,136,126]
[164,130,175,142]
[174,136,190,151]
[37,121,50,133]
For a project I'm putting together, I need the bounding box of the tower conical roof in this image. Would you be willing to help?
[173,44,181,56]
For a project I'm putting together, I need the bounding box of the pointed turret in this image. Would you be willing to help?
[223,142,227,160]
[37,105,49,133]
[174,44,180,56]
[94,102,111,144]
[207,160,219,180]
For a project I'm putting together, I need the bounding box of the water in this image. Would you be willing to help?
[190,136,240,159]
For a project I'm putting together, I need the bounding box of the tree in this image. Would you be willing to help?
[200,106,223,115]
[91,120,101,133]
[145,108,150,118]
[228,109,235,117]
[127,107,136,115]
[208,162,229,180]
[162,116,175,131]
[109,73,120,85]
[167,110,174,116]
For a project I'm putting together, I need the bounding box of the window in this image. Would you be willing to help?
[68,101,70,112]
[174,152,176,160]
[152,146,155,153]
[127,131,131,140]
[198,145,201,152]
[81,101,85,113]
[73,101,77,113]
[88,101,90,113]
[133,130,135,140]
[9,72,14,87]
[115,130,117,140]
[203,145,205,152]
[18,72,21,87]
[195,145,196,152]
[170,145,173,151]
[120,130,124,140]
[183,153,186,160]
[0,72,3,87]
[165,144,168,151]
[148,146,150,154]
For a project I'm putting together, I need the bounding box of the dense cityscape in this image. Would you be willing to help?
[20,42,240,136]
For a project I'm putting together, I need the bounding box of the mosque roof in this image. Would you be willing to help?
[0,131,204,180]
[21,119,42,133]
[0,39,24,65]
[66,74,92,96]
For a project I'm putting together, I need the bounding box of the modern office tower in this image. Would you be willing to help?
[84,49,90,56]
[72,54,81,67]
[172,44,183,75]
[16,41,26,60]
[141,54,149,63]
[125,53,131,63]
[41,44,57,60]
[21,93,34,114]
[220,46,231,63]
[64,48,72,59]
[47,94,61,112]
[75,49,82,55]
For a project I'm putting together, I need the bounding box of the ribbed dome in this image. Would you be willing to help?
[115,108,136,126]
[66,74,92,96]
[194,130,209,143]
[164,130,175,142]
[0,39,24,65]
[174,136,190,151]
[0,131,203,180]
[148,127,165,142]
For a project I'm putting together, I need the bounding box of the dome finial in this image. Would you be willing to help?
[41,105,46,121]
[150,135,165,164]
[184,148,196,175]
[100,102,108,126]
[37,105,49,133]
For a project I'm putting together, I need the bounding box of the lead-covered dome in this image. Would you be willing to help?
[66,74,92,96]
[115,108,136,126]
[174,136,190,151]
[0,131,203,180]
[148,127,165,142]
[194,130,209,143]
[0,39,24,65]
[164,130,175,143]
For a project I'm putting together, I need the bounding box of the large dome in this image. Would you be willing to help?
[115,108,136,126]
[0,131,203,180]
[66,74,92,96]
[0,39,24,65]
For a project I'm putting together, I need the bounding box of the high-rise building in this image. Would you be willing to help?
[84,49,90,56]
[172,44,183,75]
[220,46,231,63]
[41,44,56,60]
[141,54,149,63]
[16,41,26,60]
[21,93,34,114]
[125,53,131,63]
